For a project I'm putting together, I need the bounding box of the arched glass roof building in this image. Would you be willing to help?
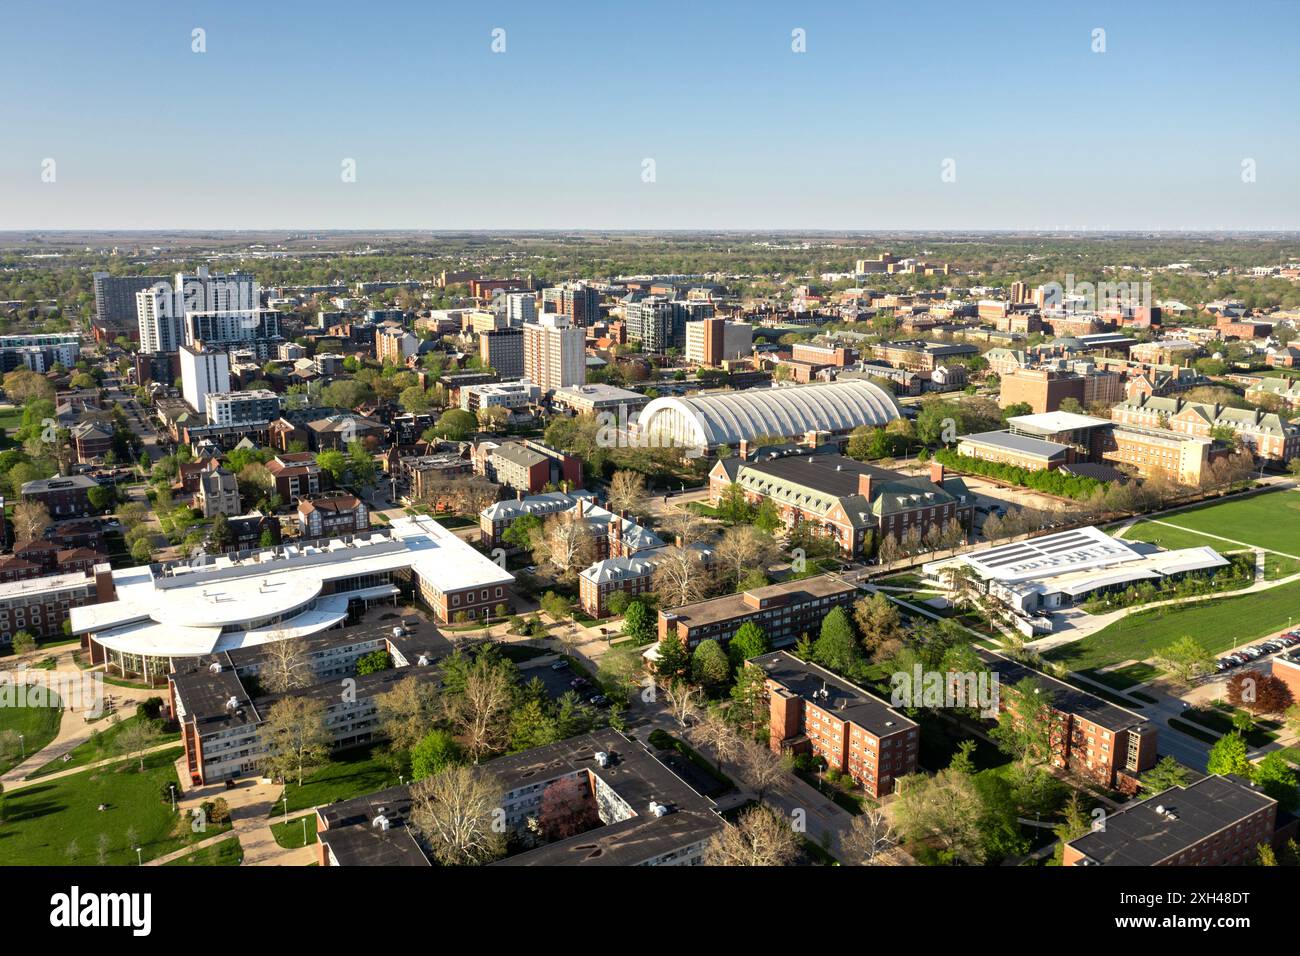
[636,379,901,450]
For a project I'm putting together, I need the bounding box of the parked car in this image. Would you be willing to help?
[550,660,570,671]
[570,677,590,689]
[587,694,609,707]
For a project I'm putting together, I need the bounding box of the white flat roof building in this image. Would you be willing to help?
[71,516,513,671]
[924,526,1228,614]
[1005,411,1112,436]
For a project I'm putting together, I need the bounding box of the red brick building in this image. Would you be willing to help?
[752,650,919,799]
[1063,774,1277,866]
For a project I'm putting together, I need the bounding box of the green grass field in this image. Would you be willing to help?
[164,835,243,866]
[271,813,318,849]
[271,745,398,817]
[0,699,63,775]
[1046,576,1300,671]
[0,748,231,866]
[1119,520,1230,552]
[1153,491,1300,555]
[28,711,181,779]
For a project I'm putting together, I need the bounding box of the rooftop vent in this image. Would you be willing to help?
[649,800,671,817]
[594,751,610,768]
[372,814,391,831]
[208,661,223,674]
[224,696,239,711]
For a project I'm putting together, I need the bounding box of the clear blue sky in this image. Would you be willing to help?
[1,0,1297,230]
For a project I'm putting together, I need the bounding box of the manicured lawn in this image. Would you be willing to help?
[1118,520,1227,552]
[271,813,318,849]
[1085,662,1160,690]
[28,711,181,779]
[0,748,228,865]
[1045,576,1300,672]
[1156,490,1300,556]
[271,745,398,817]
[164,835,243,866]
[0,697,63,775]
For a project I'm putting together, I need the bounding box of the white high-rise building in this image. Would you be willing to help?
[136,266,261,354]
[503,292,537,326]
[136,281,185,354]
[180,346,231,413]
[523,314,585,393]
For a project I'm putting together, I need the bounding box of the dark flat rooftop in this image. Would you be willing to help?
[317,732,725,868]
[977,650,1144,733]
[1066,775,1276,865]
[749,650,916,738]
[663,575,857,629]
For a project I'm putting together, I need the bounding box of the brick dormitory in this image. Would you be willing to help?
[316,731,726,867]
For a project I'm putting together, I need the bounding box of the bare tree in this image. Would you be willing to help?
[260,632,311,694]
[261,696,330,787]
[606,469,648,516]
[714,524,776,586]
[693,711,742,771]
[841,808,897,865]
[735,737,789,802]
[446,657,513,761]
[12,500,52,544]
[117,713,162,771]
[652,546,713,607]
[663,680,704,729]
[376,675,441,753]
[704,804,800,866]
[410,765,507,866]
[534,513,596,580]
[659,507,708,546]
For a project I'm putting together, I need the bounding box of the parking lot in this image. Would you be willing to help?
[1215,632,1300,675]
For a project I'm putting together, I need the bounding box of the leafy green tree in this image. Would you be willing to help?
[1154,636,1214,687]
[810,606,861,675]
[654,631,689,681]
[355,650,391,675]
[1141,755,1192,794]
[1206,732,1252,777]
[727,622,769,669]
[410,730,463,780]
[502,513,542,552]
[691,639,731,691]
[432,408,477,441]
[621,599,655,644]
[1252,751,1299,811]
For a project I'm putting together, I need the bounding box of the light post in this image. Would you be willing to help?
[302,816,308,846]
[18,734,24,759]
[134,846,142,866]
[169,784,176,812]
[283,795,289,824]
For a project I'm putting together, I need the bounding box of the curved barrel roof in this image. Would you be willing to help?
[637,379,900,448]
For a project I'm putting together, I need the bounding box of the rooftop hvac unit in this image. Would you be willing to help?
[649,800,670,817]
[372,814,391,831]
[594,751,610,768]
[392,626,405,638]
[209,662,223,674]
[224,696,239,711]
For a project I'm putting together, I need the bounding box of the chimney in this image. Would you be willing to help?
[576,497,586,517]
[930,461,945,485]
[738,439,750,460]
[516,488,524,502]
[857,473,873,499]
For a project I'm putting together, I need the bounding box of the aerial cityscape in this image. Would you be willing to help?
[1,0,1297,935]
